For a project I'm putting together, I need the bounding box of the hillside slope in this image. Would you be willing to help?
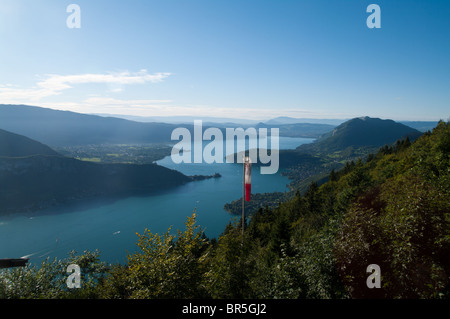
[0,129,59,157]
[243,120,450,298]
[0,104,183,147]
[0,129,191,215]
[225,117,426,214]
[298,116,422,153]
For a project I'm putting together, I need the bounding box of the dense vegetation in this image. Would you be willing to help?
[1,121,448,299]
[225,117,423,215]
[224,192,290,215]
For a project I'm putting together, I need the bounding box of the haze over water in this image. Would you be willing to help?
[0,137,313,264]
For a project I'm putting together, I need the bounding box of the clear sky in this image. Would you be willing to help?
[0,0,449,121]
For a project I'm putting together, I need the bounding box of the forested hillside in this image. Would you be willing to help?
[1,121,449,299]
[0,129,192,215]
[0,129,59,157]
[226,117,425,215]
[298,116,422,153]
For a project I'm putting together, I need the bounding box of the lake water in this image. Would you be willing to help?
[0,136,313,265]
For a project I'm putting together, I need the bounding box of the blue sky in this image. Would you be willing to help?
[0,0,449,121]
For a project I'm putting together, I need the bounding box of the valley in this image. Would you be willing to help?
[55,143,173,165]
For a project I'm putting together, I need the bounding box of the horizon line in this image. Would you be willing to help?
[0,103,447,123]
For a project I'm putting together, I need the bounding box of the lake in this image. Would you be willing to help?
[0,136,313,265]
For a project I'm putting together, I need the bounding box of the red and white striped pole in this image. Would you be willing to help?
[242,156,251,237]
[244,157,251,202]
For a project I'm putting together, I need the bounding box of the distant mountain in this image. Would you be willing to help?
[399,121,440,132]
[0,105,337,146]
[0,104,186,147]
[255,122,336,138]
[0,129,191,215]
[265,116,346,126]
[0,129,59,157]
[187,121,335,138]
[93,113,260,125]
[265,117,442,133]
[297,116,423,153]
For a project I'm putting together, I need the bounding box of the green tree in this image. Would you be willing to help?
[203,223,255,298]
[0,250,107,299]
[114,213,208,298]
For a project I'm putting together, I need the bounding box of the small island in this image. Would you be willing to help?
[224,191,289,215]
[189,173,222,181]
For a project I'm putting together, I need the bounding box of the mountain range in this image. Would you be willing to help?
[0,105,437,149]
[263,116,439,132]
[0,104,429,216]
[0,105,336,147]
[0,104,184,147]
[264,116,346,126]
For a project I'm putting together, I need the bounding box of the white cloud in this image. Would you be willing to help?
[36,97,333,121]
[0,70,171,102]
[0,70,345,120]
[37,69,169,91]
[37,98,174,116]
[84,97,173,106]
